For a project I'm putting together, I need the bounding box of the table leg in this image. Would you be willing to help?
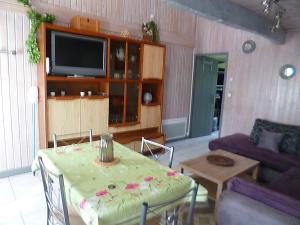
[214,182,224,224]
[252,165,259,180]
[180,167,184,174]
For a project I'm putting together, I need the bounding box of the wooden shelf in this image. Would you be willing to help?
[109,78,141,83]
[47,76,108,83]
[142,79,162,83]
[113,128,163,144]
[142,102,160,106]
[109,121,139,127]
[48,95,108,100]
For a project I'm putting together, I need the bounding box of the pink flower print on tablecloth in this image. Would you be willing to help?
[57,151,65,156]
[125,183,139,190]
[167,171,177,177]
[96,189,108,197]
[144,176,154,182]
[73,147,81,152]
[80,199,87,209]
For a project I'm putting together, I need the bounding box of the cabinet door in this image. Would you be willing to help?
[140,105,161,129]
[142,44,165,80]
[48,99,81,141]
[80,98,109,136]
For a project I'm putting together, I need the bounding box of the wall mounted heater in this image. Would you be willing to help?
[162,117,188,141]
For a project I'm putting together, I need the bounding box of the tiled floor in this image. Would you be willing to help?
[0,134,216,225]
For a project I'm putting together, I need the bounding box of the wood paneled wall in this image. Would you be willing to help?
[30,0,197,120]
[194,17,300,136]
[164,43,194,119]
[0,7,37,172]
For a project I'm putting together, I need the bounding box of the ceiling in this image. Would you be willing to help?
[228,0,300,30]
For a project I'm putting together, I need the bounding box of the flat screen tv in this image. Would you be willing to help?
[51,31,107,77]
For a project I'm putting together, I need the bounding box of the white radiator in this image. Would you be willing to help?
[162,117,188,141]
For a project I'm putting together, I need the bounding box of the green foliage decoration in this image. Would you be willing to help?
[142,18,160,43]
[17,0,55,64]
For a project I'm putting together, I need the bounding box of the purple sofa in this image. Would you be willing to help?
[218,178,300,225]
[209,133,300,173]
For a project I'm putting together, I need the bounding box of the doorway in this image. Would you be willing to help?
[190,53,228,138]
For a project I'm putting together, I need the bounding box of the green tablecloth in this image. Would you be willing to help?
[33,141,207,225]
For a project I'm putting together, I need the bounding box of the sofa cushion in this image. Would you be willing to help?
[209,133,300,172]
[281,133,300,155]
[227,177,300,219]
[249,119,300,154]
[257,129,284,153]
[269,167,300,201]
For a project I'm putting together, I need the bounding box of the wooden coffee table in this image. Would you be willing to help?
[178,149,260,203]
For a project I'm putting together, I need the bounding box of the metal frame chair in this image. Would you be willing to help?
[53,129,93,148]
[140,184,199,225]
[140,137,175,168]
[38,156,70,225]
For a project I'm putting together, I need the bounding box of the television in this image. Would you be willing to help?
[51,31,107,77]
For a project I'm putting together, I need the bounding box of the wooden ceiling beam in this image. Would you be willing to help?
[161,0,286,44]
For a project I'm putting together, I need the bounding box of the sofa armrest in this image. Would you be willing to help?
[218,190,300,225]
[227,177,300,219]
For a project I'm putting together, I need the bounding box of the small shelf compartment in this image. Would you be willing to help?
[142,82,162,105]
[109,40,126,80]
[47,77,108,98]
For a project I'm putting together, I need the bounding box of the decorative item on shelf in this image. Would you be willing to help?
[88,91,92,96]
[114,72,121,79]
[80,91,85,97]
[116,47,125,61]
[128,70,133,79]
[143,92,153,104]
[242,40,256,54]
[120,29,130,38]
[70,16,100,33]
[206,155,235,167]
[130,55,136,63]
[17,0,56,64]
[50,91,55,97]
[142,14,160,43]
[60,91,65,96]
[99,134,114,163]
[279,64,297,80]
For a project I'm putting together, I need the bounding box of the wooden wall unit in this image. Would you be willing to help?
[37,23,166,150]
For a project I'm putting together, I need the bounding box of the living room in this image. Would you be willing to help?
[0,0,299,224]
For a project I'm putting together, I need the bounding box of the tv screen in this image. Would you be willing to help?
[51,31,107,77]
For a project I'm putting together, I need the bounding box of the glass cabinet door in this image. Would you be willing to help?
[110,40,126,80]
[127,43,140,80]
[126,83,139,122]
[109,83,124,124]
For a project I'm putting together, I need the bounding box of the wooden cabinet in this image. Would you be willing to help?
[47,98,109,141]
[142,44,165,80]
[80,98,109,136]
[141,105,161,129]
[48,99,81,141]
[37,24,165,148]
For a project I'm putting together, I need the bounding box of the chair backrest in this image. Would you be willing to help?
[38,157,70,225]
[53,129,93,148]
[141,137,175,168]
[140,183,199,225]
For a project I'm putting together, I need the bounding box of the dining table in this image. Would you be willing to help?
[32,141,208,225]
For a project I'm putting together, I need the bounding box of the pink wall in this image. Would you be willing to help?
[194,17,300,136]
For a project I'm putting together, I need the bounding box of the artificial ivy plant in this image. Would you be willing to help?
[18,0,56,64]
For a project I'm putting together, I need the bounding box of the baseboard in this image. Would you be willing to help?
[0,166,31,178]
